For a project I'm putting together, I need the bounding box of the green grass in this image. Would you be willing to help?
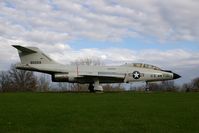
[0,92,199,133]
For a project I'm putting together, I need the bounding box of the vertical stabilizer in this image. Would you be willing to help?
[12,45,57,64]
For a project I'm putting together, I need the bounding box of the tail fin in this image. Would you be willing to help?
[12,45,57,64]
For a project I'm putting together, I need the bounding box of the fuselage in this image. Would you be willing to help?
[16,63,179,84]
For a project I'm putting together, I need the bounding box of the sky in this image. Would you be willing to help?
[0,0,199,84]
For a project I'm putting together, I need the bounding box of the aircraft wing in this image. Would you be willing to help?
[79,71,125,78]
[77,72,126,83]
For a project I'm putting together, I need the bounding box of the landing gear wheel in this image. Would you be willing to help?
[88,83,95,92]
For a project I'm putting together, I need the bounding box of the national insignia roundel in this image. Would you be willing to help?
[132,71,141,79]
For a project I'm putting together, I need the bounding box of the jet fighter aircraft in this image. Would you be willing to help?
[12,45,181,92]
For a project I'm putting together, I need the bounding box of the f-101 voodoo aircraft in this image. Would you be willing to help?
[13,45,181,92]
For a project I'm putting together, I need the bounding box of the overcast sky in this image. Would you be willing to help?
[0,0,199,84]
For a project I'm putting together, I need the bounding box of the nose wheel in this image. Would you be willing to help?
[145,82,150,92]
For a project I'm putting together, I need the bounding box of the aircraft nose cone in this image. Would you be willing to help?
[173,73,181,79]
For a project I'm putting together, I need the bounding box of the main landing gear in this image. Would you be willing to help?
[88,83,95,92]
[88,80,103,92]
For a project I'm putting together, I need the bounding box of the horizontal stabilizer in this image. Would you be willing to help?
[12,45,37,53]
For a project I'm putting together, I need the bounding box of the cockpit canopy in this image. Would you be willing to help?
[123,63,161,70]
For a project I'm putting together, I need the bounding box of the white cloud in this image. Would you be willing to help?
[1,0,199,42]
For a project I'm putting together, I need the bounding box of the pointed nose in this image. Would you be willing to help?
[173,73,181,79]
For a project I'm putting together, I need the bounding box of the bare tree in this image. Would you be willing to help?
[161,80,176,91]
[192,77,199,91]
[71,57,104,66]
[182,77,199,92]
[58,82,67,91]
[69,83,79,91]
[103,84,125,92]
[182,83,193,92]
[9,64,37,91]
[0,71,12,92]
[147,83,162,91]
[0,64,37,92]
[147,80,177,92]
[37,74,50,92]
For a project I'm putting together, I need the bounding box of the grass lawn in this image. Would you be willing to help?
[0,92,199,133]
